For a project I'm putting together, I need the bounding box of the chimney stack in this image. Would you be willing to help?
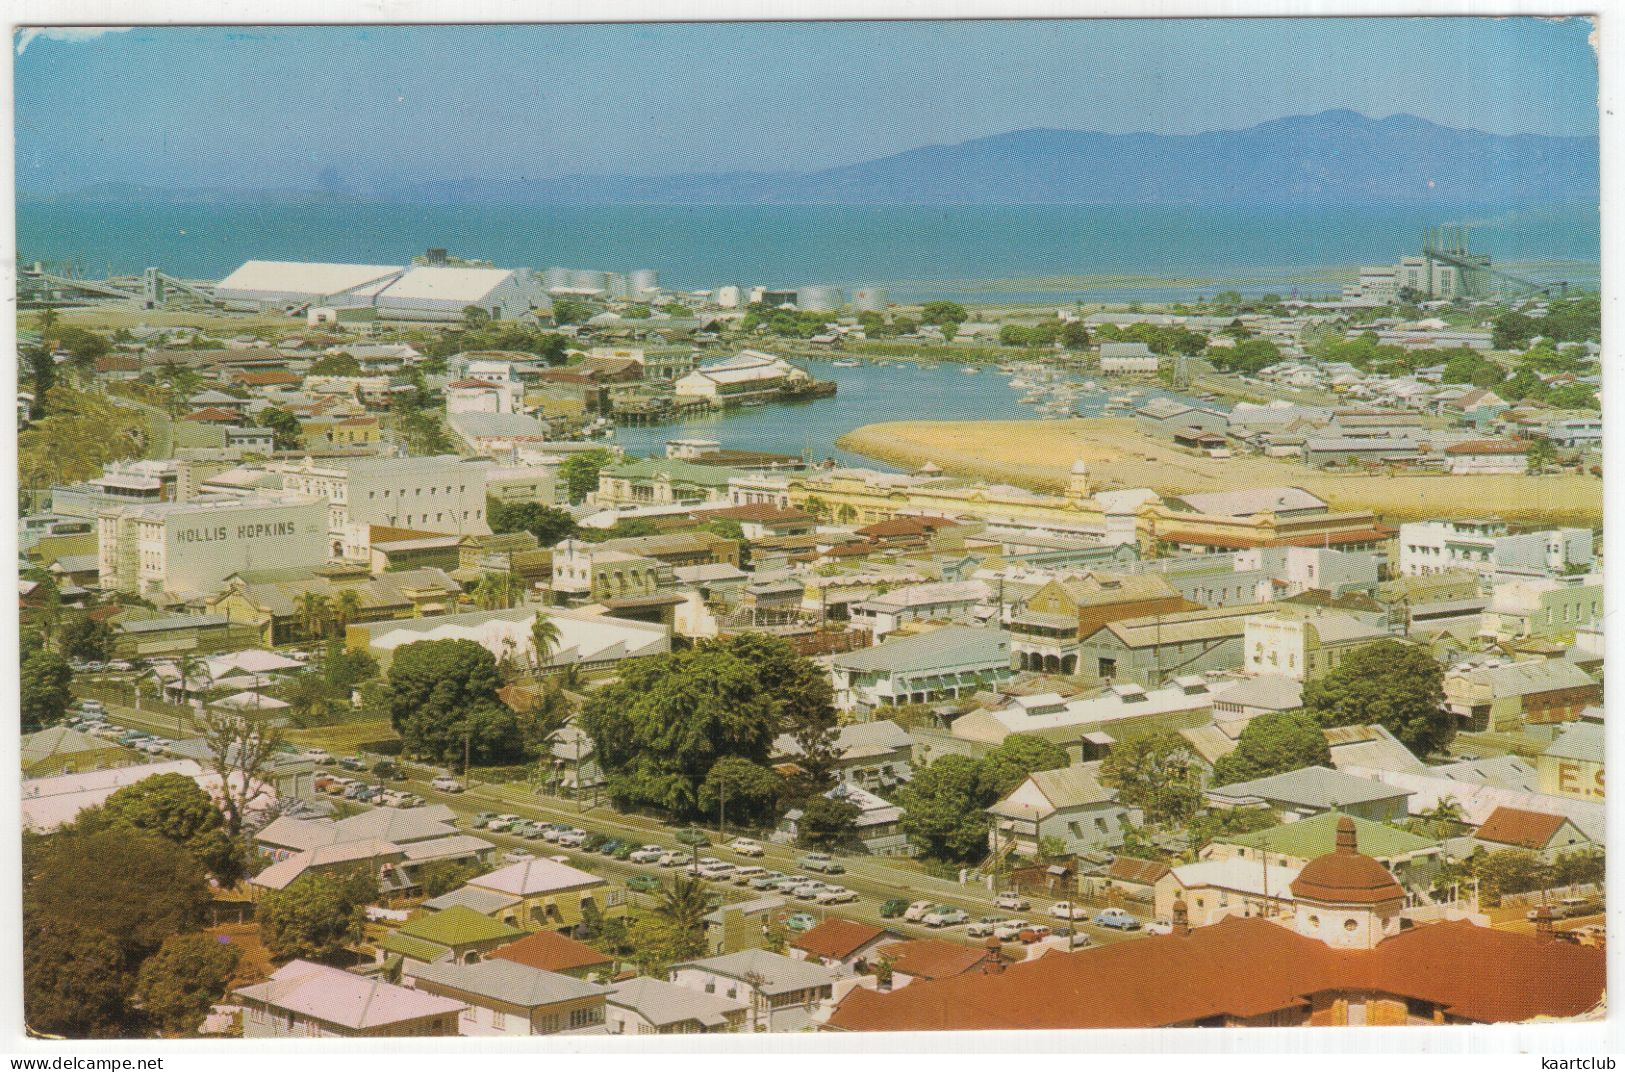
[1173,896,1190,937]
[982,937,1006,974]
[1534,903,1556,943]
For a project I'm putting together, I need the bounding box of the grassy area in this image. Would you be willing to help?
[839,416,1603,526]
[283,719,399,756]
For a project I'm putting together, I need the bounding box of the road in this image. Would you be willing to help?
[83,692,1147,953]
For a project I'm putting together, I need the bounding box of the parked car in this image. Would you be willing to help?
[556,829,588,848]
[626,874,662,893]
[656,851,687,867]
[519,822,549,840]
[750,872,788,891]
[78,700,105,716]
[1144,919,1175,936]
[582,833,609,853]
[336,756,365,771]
[471,811,498,829]
[597,838,624,856]
[314,775,338,793]
[1093,908,1142,931]
[966,917,1008,938]
[629,845,666,864]
[785,912,819,933]
[993,892,1030,911]
[430,777,464,793]
[1017,924,1052,944]
[792,881,828,900]
[903,900,937,923]
[728,838,765,857]
[502,848,534,863]
[731,866,768,886]
[767,875,806,893]
[816,886,857,905]
[1054,928,1092,948]
[923,906,970,928]
[799,852,845,875]
[612,842,637,861]
[994,920,1031,941]
[301,749,332,764]
[698,861,736,881]
[880,898,911,919]
[1048,902,1089,921]
[489,814,523,833]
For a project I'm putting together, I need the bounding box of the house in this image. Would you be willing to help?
[1242,609,1390,682]
[378,907,524,968]
[668,950,838,1033]
[406,958,609,1036]
[876,939,989,988]
[1205,766,1411,822]
[1472,806,1593,861]
[829,625,1014,714]
[1008,572,1198,675]
[237,960,465,1038]
[848,580,992,640]
[779,782,910,857]
[1085,856,1171,908]
[987,766,1127,858]
[789,919,893,974]
[604,977,748,1035]
[1481,575,1602,640]
[20,726,134,778]
[1442,659,1601,733]
[463,857,615,933]
[1153,857,1300,928]
[702,896,787,956]
[770,719,915,792]
[1200,811,1442,891]
[486,928,613,980]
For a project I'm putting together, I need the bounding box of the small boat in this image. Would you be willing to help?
[962,366,980,374]
[1109,396,1134,406]
[831,359,860,368]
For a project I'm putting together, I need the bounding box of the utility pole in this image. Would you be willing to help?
[718,769,727,841]
[463,730,474,791]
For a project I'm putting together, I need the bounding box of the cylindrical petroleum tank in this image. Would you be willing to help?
[852,287,889,312]
[630,269,659,296]
[796,285,844,312]
[570,269,609,293]
[543,267,572,290]
[716,285,742,309]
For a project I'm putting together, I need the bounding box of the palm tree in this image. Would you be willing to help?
[648,874,715,961]
[294,591,333,642]
[333,589,364,636]
[530,613,562,672]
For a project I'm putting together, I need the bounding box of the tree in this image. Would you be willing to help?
[25,347,56,420]
[1492,311,1540,351]
[797,794,860,849]
[195,704,285,837]
[698,757,786,830]
[1099,733,1205,825]
[258,869,373,963]
[462,305,493,329]
[85,772,243,885]
[59,615,116,663]
[321,642,378,691]
[385,639,529,766]
[896,754,995,863]
[332,588,365,635]
[24,916,137,1038]
[559,448,614,504]
[980,734,1070,799]
[1303,640,1451,757]
[282,673,346,729]
[256,407,304,451]
[308,352,362,376]
[1210,711,1332,785]
[488,499,578,545]
[1526,437,1558,474]
[629,874,714,970]
[416,858,487,898]
[21,649,73,730]
[133,933,241,1037]
[920,301,968,326]
[530,613,562,670]
[1060,320,1091,349]
[294,591,333,641]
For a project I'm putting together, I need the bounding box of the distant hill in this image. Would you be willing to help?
[35,111,1597,206]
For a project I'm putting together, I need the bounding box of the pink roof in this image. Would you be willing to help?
[235,960,465,1029]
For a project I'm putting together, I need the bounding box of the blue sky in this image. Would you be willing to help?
[13,18,1598,194]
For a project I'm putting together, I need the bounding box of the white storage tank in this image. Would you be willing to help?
[796,285,844,312]
[716,285,742,309]
[630,269,660,296]
[570,269,609,293]
[852,287,889,312]
[543,267,572,290]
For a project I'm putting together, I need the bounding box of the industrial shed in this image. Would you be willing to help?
[213,261,406,312]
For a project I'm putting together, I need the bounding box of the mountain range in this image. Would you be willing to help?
[44,111,1597,207]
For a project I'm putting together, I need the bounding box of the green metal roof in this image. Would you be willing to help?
[1219,811,1437,861]
[397,905,522,948]
[375,932,452,963]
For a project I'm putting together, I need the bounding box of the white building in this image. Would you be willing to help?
[274,455,493,549]
[213,261,406,313]
[1098,341,1160,374]
[373,266,540,323]
[445,377,524,415]
[98,495,329,601]
[1397,519,1594,581]
[1242,609,1389,682]
[674,351,809,403]
[213,260,541,322]
[356,606,669,674]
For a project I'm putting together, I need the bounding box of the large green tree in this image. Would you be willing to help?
[82,772,244,885]
[980,734,1070,799]
[896,754,996,863]
[256,406,304,451]
[23,916,137,1038]
[132,933,241,1037]
[25,829,212,958]
[1099,732,1205,825]
[258,869,373,963]
[1303,639,1451,757]
[21,649,73,730]
[488,499,578,545]
[559,448,614,504]
[59,615,116,663]
[697,756,786,830]
[385,639,530,765]
[1209,710,1332,786]
[797,794,860,849]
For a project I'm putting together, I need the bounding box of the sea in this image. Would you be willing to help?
[16,198,1599,304]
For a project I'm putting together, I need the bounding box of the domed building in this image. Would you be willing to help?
[1290,816,1406,949]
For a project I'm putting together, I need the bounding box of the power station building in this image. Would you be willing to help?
[97,495,329,602]
[213,261,543,321]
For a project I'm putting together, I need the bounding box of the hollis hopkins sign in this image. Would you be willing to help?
[173,520,303,544]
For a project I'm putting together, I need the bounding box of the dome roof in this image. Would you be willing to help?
[1290,816,1405,905]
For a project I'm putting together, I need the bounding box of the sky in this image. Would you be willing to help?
[12,18,1599,194]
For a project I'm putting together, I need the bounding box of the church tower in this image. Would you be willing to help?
[1066,458,1090,500]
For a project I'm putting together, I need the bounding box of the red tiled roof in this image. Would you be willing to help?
[825,915,1605,1031]
[878,939,987,981]
[695,504,815,525]
[236,370,301,385]
[1290,817,1405,905]
[1444,440,1527,455]
[487,929,611,974]
[1160,527,1392,550]
[182,407,242,423]
[857,516,956,539]
[790,918,886,961]
[1473,806,1569,849]
[1106,856,1172,886]
[447,378,502,390]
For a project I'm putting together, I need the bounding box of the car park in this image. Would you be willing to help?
[502,848,534,863]
[903,900,937,923]
[626,874,662,893]
[728,838,765,857]
[1048,902,1089,921]
[798,852,845,874]
[880,898,911,919]
[629,845,666,864]
[923,906,969,928]
[430,777,464,792]
[1093,908,1142,931]
[994,920,1030,941]
[785,912,818,933]
[993,892,1030,911]
[815,886,857,905]
[750,872,787,891]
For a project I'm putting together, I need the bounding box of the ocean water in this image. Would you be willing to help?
[607,357,1219,469]
[16,199,1598,303]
